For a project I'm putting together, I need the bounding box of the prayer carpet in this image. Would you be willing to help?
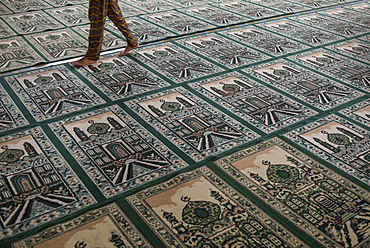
[0,0,369,247]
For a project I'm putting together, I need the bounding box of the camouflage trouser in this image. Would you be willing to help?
[85,0,138,60]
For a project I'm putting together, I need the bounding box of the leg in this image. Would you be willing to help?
[107,0,139,56]
[71,0,107,66]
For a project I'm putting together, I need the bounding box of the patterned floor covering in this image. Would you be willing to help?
[0,0,370,247]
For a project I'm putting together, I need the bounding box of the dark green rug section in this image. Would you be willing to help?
[0,0,370,247]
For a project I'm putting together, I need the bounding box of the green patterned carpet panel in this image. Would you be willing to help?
[214,137,370,247]
[0,0,370,247]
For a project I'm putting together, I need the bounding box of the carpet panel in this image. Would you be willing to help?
[126,166,308,247]
[144,11,216,35]
[256,18,343,46]
[0,127,96,239]
[243,59,364,110]
[23,29,87,62]
[214,137,370,247]
[50,105,189,198]
[179,5,251,26]
[248,0,312,13]
[288,48,370,92]
[328,0,357,3]
[0,37,45,73]
[46,0,89,7]
[360,33,370,43]
[165,0,207,7]
[72,54,170,100]
[3,65,105,121]
[0,2,13,15]
[116,1,147,16]
[12,203,151,248]
[1,0,52,12]
[285,114,370,185]
[286,0,336,8]
[109,17,177,43]
[189,71,318,133]
[125,87,260,162]
[319,6,370,27]
[176,33,271,68]
[131,42,225,83]
[0,84,28,133]
[220,25,311,57]
[47,5,90,27]
[124,0,180,13]
[213,1,283,19]
[346,1,370,13]
[0,19,16,39]
[339,98,370,128]
[324,39,370,64]
[1,11,65,35]
[290,12,370,37]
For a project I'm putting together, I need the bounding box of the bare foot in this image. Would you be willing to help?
[118,44,139,56]
[70,57,97,66]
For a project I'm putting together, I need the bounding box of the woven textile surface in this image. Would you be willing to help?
[0,0,370,247]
